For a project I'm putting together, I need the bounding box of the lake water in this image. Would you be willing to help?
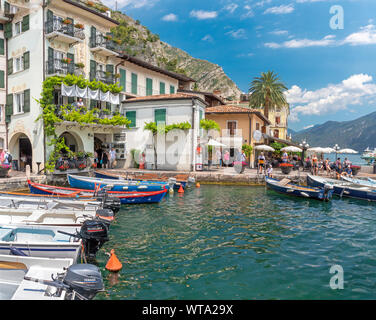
[322,153,367,166]
[95,185,376,300]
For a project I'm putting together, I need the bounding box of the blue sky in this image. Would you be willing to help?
[103,0,376,131]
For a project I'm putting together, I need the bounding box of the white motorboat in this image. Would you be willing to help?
[0,254,104,300]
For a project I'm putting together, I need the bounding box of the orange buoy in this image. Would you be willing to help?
[196,183,200,188]
[178,185,184,193]
[105,249,123,272]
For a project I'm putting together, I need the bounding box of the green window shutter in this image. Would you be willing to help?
[126,111,136,128]
[90,100,97,110]
[7,58,13,75]
[90,60,96,81]
[67,53,74,74]
[170,85,175,94]
[66,18,74,36]
[46,10,53,33]
[146,78,153,96]
[106,64,114,74]
[119,69,126,91]
[106,102,111,110]
[23,89,30,113]
[4,23,12,39]
[160,82,165,94]
[154,109,166,125]
[90,26,96,47]
[22,15,29,32]
[0,39,4,56]
[0,71,4,89]
[47,47,54,74]
[4,2,10,14]
[199,109,203,121]
[5,94,13,122]
[131,73,137,95]
[23,51,30,70]
[0,24,3,31]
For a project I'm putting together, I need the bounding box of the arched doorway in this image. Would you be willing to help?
[59,132,81,154]
[9,133,32,171]
[94,137,104,168]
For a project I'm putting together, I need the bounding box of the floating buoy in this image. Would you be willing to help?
[105,249,123,272]
[178,185,184,193]
[196,183,200,188]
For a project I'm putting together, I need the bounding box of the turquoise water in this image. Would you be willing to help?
[95,185,376,300]
[322,153,366,166]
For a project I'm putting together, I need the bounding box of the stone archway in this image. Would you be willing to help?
[58,131,85,154]
[9,132,33,172]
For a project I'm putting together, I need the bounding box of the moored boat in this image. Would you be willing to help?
[341,176,376,188]
[265,177,333,201]
[307,174,376,201]
[28,180,168,204]
[68,174,169,192]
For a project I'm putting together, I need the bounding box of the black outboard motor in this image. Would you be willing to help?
[323,184,334,201]
[102,197,121,214]
[95,208,115,227]
[24,263,104,300]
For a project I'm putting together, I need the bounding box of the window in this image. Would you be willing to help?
[0,24,3,31]
[0,105,3,122]
[119,69,126,91]
[14,21,22,35]
[160,82,165,94]
[0,70,4,89]
[256,123,260,131]
[273,129,279,138]
[146,78,153,96]
[154,109,166,125]
[227,121,237,136]
[15,92,24,114]
[131,73,138,95]
[14,56,24,73]
[126,111,136,128]
[275,116,281,125]
[170,85,175,94]
[0,39,4,55]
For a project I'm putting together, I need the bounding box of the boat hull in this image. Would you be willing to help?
[266,177,332,201]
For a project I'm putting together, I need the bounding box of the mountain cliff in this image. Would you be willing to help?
[291,111,376,152]
[89,2,242,99]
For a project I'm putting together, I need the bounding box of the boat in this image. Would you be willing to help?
[307,174,376,201]
[28,180,168,204]
[68,174,169,192]
[361,147,376,165]
[94,170,195,189]
[265,177,333,201]
[0,224,82,260]
[0,255,104,300]
[341,176,376,188]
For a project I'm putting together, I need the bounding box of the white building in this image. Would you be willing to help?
[0,3,8,150]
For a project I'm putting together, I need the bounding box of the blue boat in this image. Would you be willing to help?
[94,170,189,190]
[266,177,333,201]
[67,174,169,192]
[27,180,168,205]
[307,174,376,201]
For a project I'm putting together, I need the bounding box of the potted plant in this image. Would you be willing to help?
[87,1,95,7]
[58,163,69,171]
[280,163,293,174]
[114,73,120,79]
[351,165,361,176]
[104,35,113,41]
[61,57,72,64]
[78,163,87,171]
[75,62,85,69]
[74,23,84,29]
[62,19,72,25]
[0,164,11,178]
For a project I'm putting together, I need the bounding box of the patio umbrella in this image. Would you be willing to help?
[322,147,336,154]
[307,147,325,153]
[281,146,302,153]
[254,145,275,152]
[338,148,358,154]
[206,139,227,147]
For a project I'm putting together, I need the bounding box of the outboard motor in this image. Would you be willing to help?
[58,219,109,261]
[323,184,334,201]
[102,197,121,214]
[24,264,104,300]
[95,208,115,227]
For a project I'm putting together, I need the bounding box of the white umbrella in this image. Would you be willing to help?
[254,145,275,152]
[206,139,227,147]
[281,146,302,153]
[322,147,336,154]
[339,148,358,154]
[307,147,325,153]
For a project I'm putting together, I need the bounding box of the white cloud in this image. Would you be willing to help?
[264,4,294,15]
[202,34,214,42]
[286,74,376,122]
[236,52,255,58]
[223,3,238,14]
[342,24,376,46]
[162,13,178,22]
[269,30,289,36]
[190,10,218,20]
[303,124,314,130]
[226,29,247,39]
[255,0,272,7]
[265,35,336,48]
[241,6,254,19]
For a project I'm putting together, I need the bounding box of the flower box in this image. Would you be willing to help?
[279,163,293,174]
[74,23,84,29]
[78,164,87,171]
[61,58,72,64]
[62,19,72,25]
[75,62,85,69]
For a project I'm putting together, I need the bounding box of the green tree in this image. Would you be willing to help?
[248,71,288,120]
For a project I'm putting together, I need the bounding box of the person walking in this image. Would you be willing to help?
[312,154,318,175]
[258,152,266,174]
[223,151,230,167]
[102,150,109,169]
[216,149,222,169]
[109,148,117,169]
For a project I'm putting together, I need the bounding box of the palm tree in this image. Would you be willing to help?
[248,71,288,120]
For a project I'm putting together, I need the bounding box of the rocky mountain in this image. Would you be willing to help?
[291,111,376,152]
[90,1,243,99]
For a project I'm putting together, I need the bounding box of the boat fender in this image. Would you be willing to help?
[300,192,310,198]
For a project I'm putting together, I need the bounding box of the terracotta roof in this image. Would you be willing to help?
[177,89,226,105]
[205,105,271,124]
[122,93,208,106]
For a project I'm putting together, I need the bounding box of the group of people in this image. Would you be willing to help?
[94,147,117,169]
[0,149,12,166]
[306,155,353,178]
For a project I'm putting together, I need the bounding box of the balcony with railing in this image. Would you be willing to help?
[45,19,85,45]
[89,33,121,57]
[3,1,28,17]
[46,58,85,77]
[91,70,115,85]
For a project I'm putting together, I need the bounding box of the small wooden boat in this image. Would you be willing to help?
[0,224,82,260]
[68,174,169,192]
[307,174,376,201]
[341,176,376,187]
[28,180,168,204]
[94,170,195,189]
[0,255,104,300]
[265,177,333,201]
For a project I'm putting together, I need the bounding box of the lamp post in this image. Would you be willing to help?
[334,144,340,162]
[299,139,309,166]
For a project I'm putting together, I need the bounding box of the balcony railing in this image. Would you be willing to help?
[46,58,84,77]
[91,70,115,85]
[45,19,85,41]
[90,34,121,55]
